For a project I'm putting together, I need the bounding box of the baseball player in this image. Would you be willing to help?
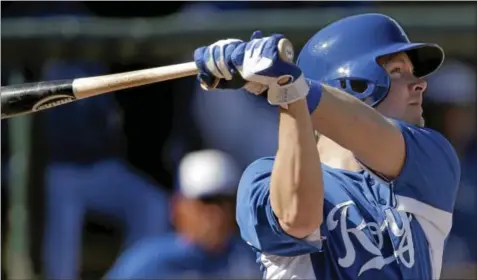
[193,13,461,279]
[104,150,260,279]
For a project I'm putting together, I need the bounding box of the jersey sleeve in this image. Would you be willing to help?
[236,157,324,257]
[391,120,461,237]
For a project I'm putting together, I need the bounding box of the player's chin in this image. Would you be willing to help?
[419,116,426,127]
[402,113,425,127]
[404,109,425,127]
[409,115,425,127]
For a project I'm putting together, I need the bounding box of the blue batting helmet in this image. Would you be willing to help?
[297,13,445,107]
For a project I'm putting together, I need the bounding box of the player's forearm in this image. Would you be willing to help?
[270,99,324,238]
[311,84,404,177]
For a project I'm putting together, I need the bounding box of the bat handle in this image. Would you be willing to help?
[276,38,296,86]
[277,38,295,63]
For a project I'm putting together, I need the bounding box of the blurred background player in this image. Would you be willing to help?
[40,59,171,280]
[105,149,261,279]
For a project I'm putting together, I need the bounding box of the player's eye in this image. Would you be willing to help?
[390,67,402,73]
[389,66,404,77]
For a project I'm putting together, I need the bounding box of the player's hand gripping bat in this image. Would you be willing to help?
[0,38,294,119]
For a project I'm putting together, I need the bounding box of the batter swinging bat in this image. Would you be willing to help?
[0,38,294,119]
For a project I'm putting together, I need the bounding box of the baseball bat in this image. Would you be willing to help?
[1,38,294,119]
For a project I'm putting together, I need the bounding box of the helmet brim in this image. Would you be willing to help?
[374,43,445,78]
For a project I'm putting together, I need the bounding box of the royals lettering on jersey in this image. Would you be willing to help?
[236,120,461,280]
[326,200,415,277]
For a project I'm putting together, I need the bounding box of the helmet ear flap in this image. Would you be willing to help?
[349,80,369,94]
[337,78,369,96]
[328,74,390,107]
[331,77,375,98]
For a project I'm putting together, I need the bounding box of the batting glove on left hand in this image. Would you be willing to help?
[194,31,310,107]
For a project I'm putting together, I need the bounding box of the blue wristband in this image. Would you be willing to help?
[306,79,323,114]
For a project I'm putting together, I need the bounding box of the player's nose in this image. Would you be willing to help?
[409,76,427,94]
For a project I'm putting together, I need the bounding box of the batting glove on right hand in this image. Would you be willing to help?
[194,31,310,108]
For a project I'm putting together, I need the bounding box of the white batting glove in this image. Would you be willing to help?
[194,31,310,108]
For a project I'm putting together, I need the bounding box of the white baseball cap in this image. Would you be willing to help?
[178,149,241,199]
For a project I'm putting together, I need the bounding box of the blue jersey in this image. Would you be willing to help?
[236,120,461,280]
[105,233,261,279]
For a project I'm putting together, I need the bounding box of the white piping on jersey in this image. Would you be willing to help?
[395,195,452,279]
[260,253,316,279]
[359,160,453,279]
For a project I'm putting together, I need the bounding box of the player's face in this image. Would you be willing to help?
[375,52,428,126]
[196,197,237,244]
[174,195,236,246]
